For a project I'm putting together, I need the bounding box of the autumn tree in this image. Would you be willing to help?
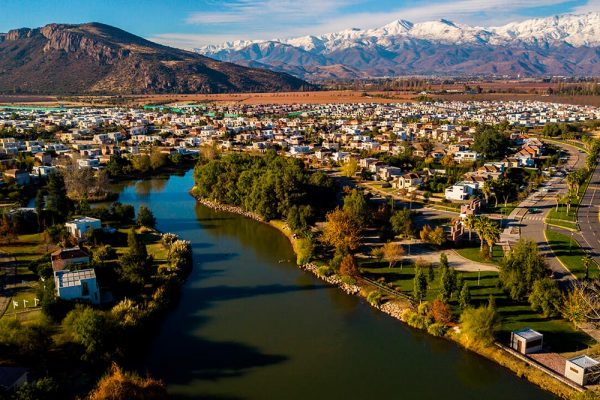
[431,299,453,325]
[340,158,359,178]
[382,242,405,268]
[89,363,168,400]
[321,208,362,253]
[339,254,360,277]
[459,304,500,346]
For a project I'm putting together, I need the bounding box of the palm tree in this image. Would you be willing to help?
[464,214,477,242]
[473,216,487,252]
[481,180,494,206]
[482,219,502,258]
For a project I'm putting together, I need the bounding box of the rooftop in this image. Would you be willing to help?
[568,355,599,370]
[513,328,543,340]
[55,268,96,288]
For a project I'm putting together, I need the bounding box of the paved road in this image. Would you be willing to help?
[577,160,600,265]
[502,142,585,282]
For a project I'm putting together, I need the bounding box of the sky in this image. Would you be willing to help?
[1,0,599,48]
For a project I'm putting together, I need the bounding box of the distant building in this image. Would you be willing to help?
[51,247,90,272]
[564,355,599,386]
[510,328,543,354]
[54,268,100,305]
[65,217,102,240]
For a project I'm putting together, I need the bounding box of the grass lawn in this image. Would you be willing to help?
[454,244,504,265]
[2,282,42,322]
[1,233,54,262]
[545,229,600,280]
[361,260,595,353]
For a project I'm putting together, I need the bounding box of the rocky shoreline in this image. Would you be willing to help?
[195,197,264,222]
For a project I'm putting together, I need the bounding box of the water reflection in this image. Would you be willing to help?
[108,170,555,400]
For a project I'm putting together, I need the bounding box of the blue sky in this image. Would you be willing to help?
[1,0,599,48]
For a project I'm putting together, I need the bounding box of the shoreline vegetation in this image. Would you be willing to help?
[192,193,584,399]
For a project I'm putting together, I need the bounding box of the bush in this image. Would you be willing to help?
[367,290,383,307]
[427,322,448,337]
[296,237,314,265]
[459,305,500,347]
[316,265,334,277]
[89,363,168,400]
[340,275,357,285]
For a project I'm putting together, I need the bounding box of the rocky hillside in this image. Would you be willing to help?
[0,23,311,94]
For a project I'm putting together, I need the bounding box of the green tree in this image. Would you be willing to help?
[499,239,549,301]
[459,305,501,346]
[439,263,457,303]
[343,189,369,225]
[62,306,116,361]
[528,277,561,317]
[136,206,156,229]
[471,125,510,159]
[390,208,414,238]
[340,158,359,177]
[413,267,428,303]
[459,284,471,310]
[45,172,69,224]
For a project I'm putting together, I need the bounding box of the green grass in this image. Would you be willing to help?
[1,233,52,262]
[545,229,600,280]
[454,245,504,265]
[361,260,595,353]
[2,282,42,322]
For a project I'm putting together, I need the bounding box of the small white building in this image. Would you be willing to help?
[54,268,100,305]
[565,355,599,386]
[510,328,543,354]
[65,217,102,240]
[445,181,479,201]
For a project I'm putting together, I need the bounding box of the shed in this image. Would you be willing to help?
[510,328,543,354]
[565,355,599,386]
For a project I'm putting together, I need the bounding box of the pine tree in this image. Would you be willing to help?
[459,284,471,310]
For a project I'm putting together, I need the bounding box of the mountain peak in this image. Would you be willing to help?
[0,22,310,94]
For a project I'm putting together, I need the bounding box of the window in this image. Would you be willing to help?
[569,367,579,374]
[81,281,89,296]
[527,339,542,348]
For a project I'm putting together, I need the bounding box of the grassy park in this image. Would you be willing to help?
[545,229,600,279]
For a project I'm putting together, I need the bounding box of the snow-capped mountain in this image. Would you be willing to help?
[194,13,600,79]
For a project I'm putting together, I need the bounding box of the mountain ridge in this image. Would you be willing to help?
[195,13,600,79]
[0,22,311,94]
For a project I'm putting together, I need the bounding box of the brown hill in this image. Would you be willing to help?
[0,23,312,94]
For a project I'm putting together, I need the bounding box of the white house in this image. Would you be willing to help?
[453,150,481,163]
[65,217,102,240]
[54,268,100,305]
[564,355,599,386]
[395,173,423,191]
[510,328,543,354]
[445,181,479,201]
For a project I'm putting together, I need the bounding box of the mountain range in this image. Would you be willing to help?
[0,23,310,94]
[196,13,600,79]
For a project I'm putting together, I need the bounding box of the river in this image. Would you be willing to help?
[110,170,553,400]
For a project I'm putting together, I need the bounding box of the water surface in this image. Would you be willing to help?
[113,170,554,400]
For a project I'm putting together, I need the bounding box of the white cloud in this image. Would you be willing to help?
[571,0,600,13]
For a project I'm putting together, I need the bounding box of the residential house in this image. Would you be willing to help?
[51,247,91,272]
[65,217,102,240]
[395,173,423,191]
[54,268,100,305]
[445,181,479,201]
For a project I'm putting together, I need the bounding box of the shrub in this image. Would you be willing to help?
[459,305,500,347]
[367,290,383,307]
[340,275,357,285]
[427,322,448,337]
[316,265,334,277]
[296,237,314,265]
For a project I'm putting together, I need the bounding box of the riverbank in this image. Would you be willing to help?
[193,195,584,399]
